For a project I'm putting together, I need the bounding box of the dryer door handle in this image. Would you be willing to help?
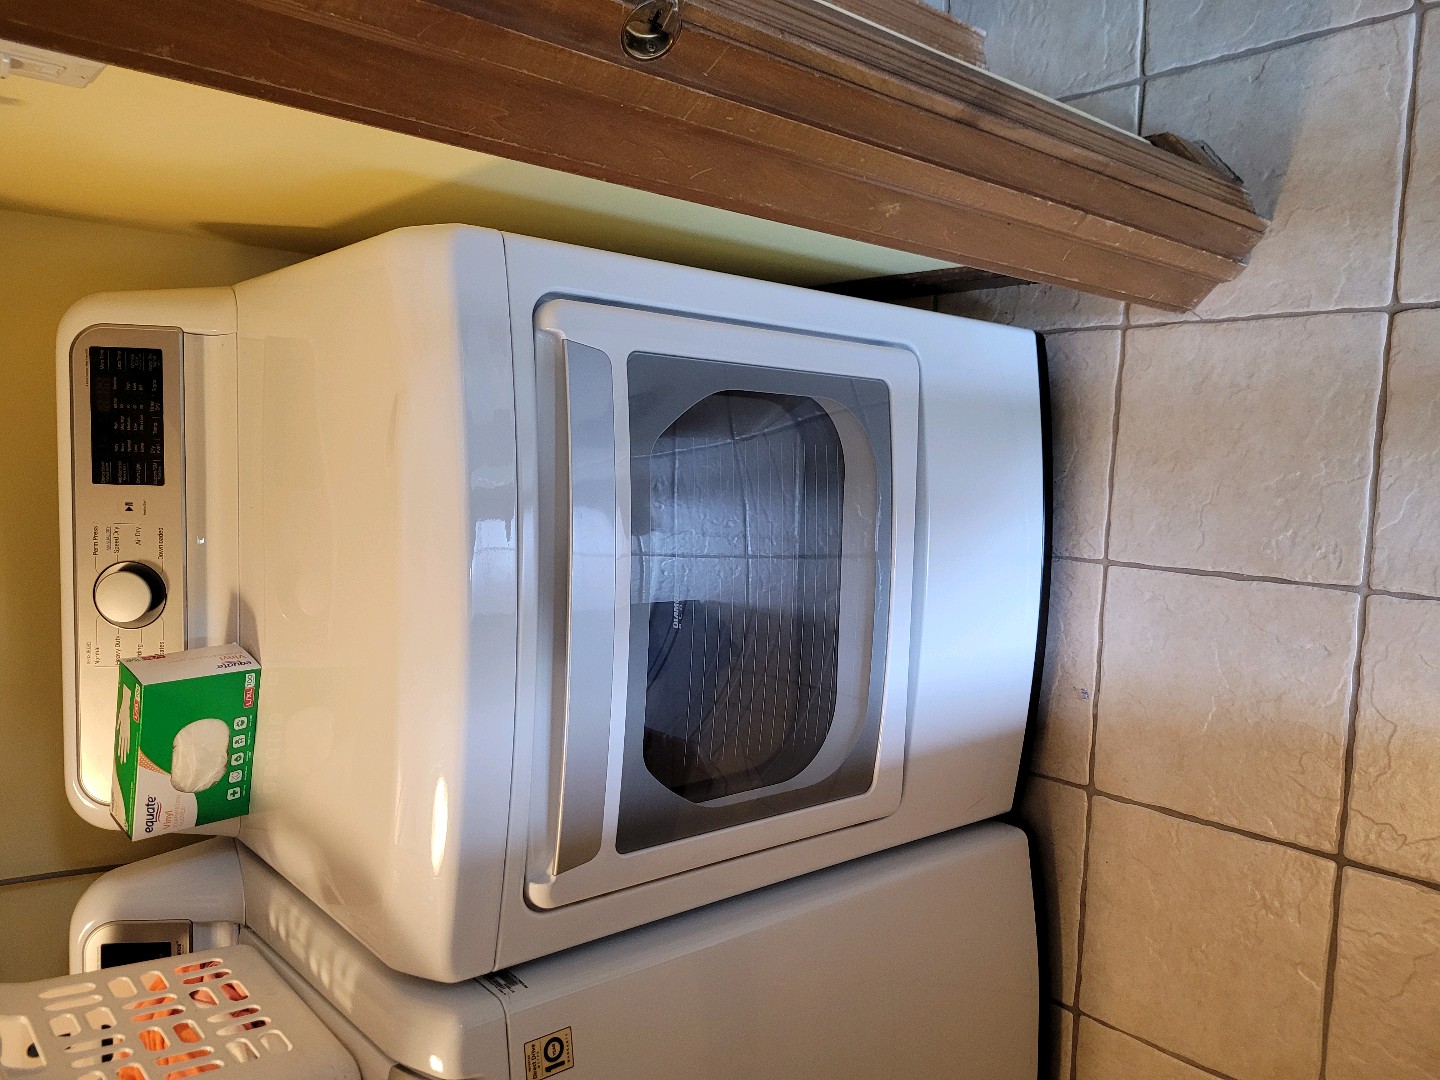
[546,331,620,877]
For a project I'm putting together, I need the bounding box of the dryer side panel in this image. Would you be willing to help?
[232,225,519,983]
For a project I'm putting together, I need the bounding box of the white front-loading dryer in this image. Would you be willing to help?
[58,226,1045,982]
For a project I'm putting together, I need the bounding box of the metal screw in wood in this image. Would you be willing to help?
[622,0,683,61]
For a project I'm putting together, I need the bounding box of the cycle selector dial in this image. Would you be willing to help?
[94,561,168,629]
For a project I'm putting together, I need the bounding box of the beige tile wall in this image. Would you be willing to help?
[942,2,1440,1077]
[948,0,1142,98]
[0,207,298,981]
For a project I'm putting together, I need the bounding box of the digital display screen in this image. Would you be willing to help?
[90,346,164,486]
[99,940,176,967]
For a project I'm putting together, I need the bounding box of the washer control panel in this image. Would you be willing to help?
[69,326,187,764]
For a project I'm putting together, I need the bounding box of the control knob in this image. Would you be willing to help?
[93,561,167,629]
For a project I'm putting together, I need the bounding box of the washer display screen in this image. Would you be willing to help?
[99,940,176,967]
[90,346,165,486]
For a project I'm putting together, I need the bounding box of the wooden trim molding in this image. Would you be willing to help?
[815,0,986,67]
[0,0,1266,309]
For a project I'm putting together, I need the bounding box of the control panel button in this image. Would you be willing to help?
[93,561,167,629]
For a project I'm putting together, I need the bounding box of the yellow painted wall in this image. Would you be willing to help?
[0,206,300,980]
[0,64,949,285]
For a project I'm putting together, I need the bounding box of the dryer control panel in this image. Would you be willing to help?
[68,325,187,801]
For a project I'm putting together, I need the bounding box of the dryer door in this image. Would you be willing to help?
[527,300,919,909]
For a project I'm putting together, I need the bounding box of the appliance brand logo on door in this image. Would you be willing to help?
[111,644,260,839]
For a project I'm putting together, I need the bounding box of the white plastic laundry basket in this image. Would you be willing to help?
[0,945,356,1080]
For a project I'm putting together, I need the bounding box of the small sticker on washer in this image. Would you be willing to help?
[523,1027,574,1079]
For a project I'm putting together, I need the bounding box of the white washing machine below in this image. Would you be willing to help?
[58,822,1037,1080]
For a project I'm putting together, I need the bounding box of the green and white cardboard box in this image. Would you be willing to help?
[112,644,261,839]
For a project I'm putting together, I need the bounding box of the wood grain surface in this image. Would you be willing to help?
[0,0,1266,308]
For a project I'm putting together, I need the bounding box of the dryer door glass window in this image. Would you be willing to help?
[640,389,843,802]
[618,355,893,853]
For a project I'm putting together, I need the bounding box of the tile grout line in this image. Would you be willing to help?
[1080,1012,1243,1080]
[1056,2,1425,100]
[1059,28,1150,1068]
[1064,131,1139,1075]
[1133,0,1151,115]
[1049,555,1440,606]
[1066,13,1389,100]
[1317,10,1425,1078]
[1057,555,1371,591]
[1315,584,1370,1080]
[0,864,122,889]
[1013,298,1440,339]
[1394,3,1430,308]
[1059,78,1145,105]
[1059,361,1112,1080]
[1117,296,1440,329]
[1024,780,1440,901]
